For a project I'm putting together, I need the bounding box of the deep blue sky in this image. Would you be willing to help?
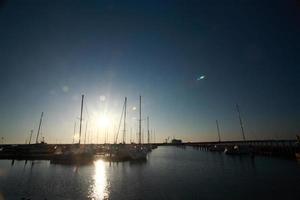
[0,0,299,143]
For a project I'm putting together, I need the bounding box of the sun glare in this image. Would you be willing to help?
[89,160,109,199]
[73,133,79,141]
[98,115,111,129]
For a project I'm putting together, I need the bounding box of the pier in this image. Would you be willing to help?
[168,139,300,158]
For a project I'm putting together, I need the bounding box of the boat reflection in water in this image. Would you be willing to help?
[89,160,109,200]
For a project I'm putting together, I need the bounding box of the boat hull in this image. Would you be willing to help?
[51,152,94,165]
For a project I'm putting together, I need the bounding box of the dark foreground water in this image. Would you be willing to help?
[0,146,300,200]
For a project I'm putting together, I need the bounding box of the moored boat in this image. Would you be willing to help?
[51,145,94,164]
[129,145,147,160]
[51,95,94,165]
[224,145,251,155]
[209,144,225,152]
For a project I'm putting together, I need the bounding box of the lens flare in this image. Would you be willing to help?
[197,75,205,81]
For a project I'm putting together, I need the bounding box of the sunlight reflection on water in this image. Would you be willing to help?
[1,147,300,199]
[89,160,109,200]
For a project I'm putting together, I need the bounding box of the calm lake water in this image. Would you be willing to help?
[0,146,300,200]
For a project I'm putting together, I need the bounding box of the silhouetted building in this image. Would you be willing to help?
[171,139,182,144]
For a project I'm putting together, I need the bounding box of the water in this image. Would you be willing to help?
[0,146,299,200]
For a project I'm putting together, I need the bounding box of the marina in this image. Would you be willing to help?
[0,94,298,163]
[0,0,299,199]
[0,94,157,163]
[0,146,300,200]
[0,139,299,162]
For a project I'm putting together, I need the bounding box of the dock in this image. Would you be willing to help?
[0,143,156,161]
[177,139,299,158]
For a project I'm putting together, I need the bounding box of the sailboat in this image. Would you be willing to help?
[224,145,251,155]
[107,97,132,161]
[51,94,94,164]
[107,96,147,161]
[224,104,251,155]
[13,112,53,159]
[128,96,147,160]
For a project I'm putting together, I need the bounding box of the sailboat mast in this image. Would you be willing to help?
[84,121,88,144]
[147,116,150,144]
[216,120,221,142]
[72,121,76,144]
[29,130,33,144]
[79,94,84,144]
[123,97,127,144]
[139,95,142,144]
[130,127,132,143]
[236,104,246,141]
[151,129,153,144]
[35,112,44,144]
[96,129,99,144]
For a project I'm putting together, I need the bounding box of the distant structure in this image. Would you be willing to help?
[171,138,182,144]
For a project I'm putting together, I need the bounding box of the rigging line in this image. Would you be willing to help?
[84,98,90,120]
[115,100,125,143]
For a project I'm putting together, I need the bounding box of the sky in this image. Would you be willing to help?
[0,0,299,144]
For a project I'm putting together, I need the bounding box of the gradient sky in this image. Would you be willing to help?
[0,0,299,144]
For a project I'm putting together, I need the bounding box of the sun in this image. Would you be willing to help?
[98,115,111,129]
